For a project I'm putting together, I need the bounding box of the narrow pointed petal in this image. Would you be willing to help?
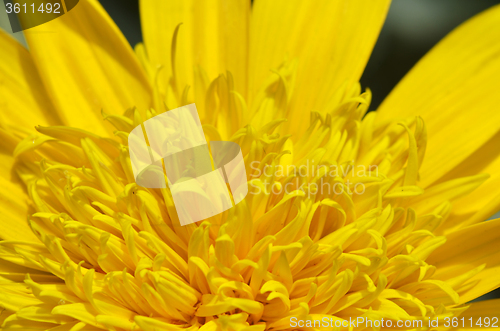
[437,131,500,233]
[140,0,250,101]
[427,219,500,304]
[250,0,390,133]
[376,4,500,188]
[0,130,38,242]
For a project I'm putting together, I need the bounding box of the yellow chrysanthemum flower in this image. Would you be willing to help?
[1,1,500,330]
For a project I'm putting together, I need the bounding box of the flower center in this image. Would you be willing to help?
[5,67,481,329]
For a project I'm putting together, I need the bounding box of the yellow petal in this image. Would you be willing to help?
[453,299,500,330]
[20,0,152,136]
[139,0,249,102]
[436,131,500,233]
[376,4,500,187]
[427,219,500,304]
[0,30,60,128]
[250,0,390,134]
[0,258,55,283]
[0,129,38,242]
[437,299,500,331]
[0,282,42,312]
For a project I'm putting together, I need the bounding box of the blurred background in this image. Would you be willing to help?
[1,0,500,299]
